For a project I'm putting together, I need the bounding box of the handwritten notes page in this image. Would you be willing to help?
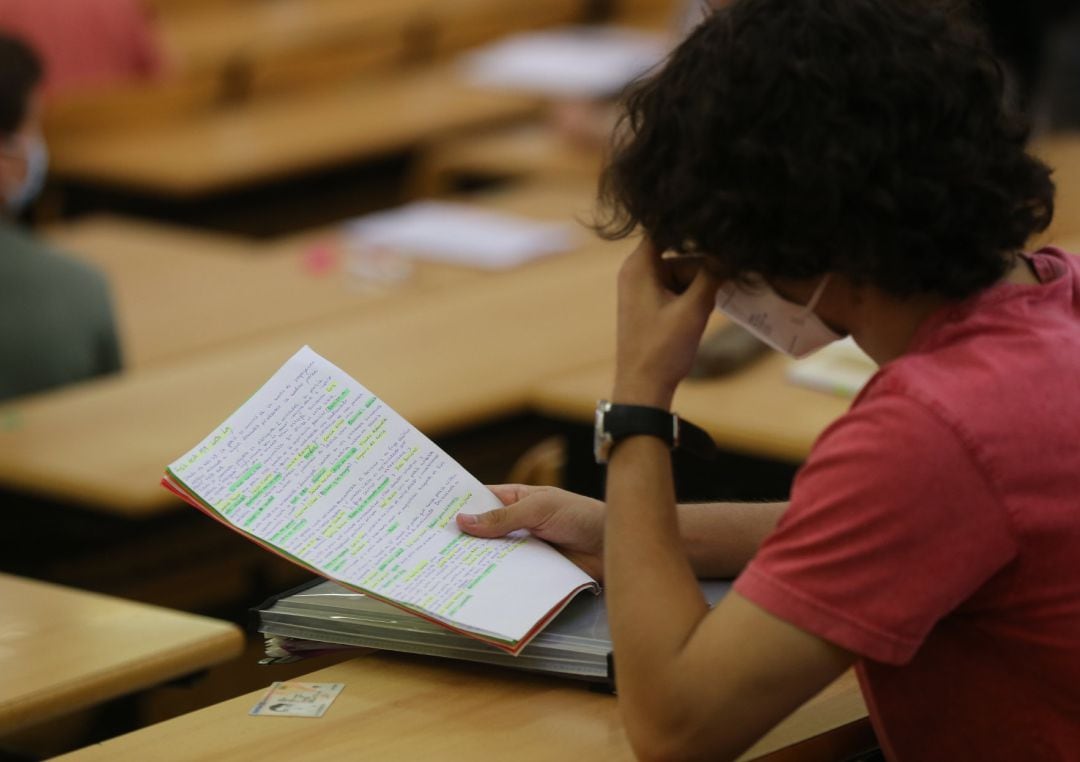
[164,347,596,653]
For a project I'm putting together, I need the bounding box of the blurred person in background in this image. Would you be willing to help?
[0,35,122,401]
[975,0,1080,114]
[1034,7,1080,131]
[0,0,164,96]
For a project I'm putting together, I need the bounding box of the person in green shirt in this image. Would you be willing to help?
[0,33,122,401]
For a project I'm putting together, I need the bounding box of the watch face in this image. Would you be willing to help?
[593,401,613,464]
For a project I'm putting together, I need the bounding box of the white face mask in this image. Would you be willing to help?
[5,133,49,213]
[715,274,844,358]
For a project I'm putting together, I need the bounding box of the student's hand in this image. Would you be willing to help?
[456,485,605,581]
[613,239,721,409]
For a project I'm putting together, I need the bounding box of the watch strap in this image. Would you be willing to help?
[604,403,677,447]
[600,402,717,461]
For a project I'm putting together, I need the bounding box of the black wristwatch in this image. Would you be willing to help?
[593,400,717,464]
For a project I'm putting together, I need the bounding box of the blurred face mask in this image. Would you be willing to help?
[5,133,49,213]
[715,274,843,358]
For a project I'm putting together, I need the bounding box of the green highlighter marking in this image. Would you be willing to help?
[228,463,261,493]
[327,388,351,412]
[467,563,497,590]
[348,477,390,519]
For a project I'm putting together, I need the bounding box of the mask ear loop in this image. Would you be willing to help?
[800,274,832,316]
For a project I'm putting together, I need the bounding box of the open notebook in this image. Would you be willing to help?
[163,346,597,654]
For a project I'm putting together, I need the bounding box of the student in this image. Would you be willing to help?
[0,35,122,401]
[0,0,164,96]
[458,1,1080,759]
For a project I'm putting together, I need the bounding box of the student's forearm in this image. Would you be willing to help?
[605,436,712,756]
[606,446,839,760]
[678,501,788,578]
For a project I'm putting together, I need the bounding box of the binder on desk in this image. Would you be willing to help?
[254,578,731,690]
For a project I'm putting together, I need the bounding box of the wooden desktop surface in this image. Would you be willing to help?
[1030,133,1080,245]
[421,0,586,57]
[0,230,623,516]
[45,181,598,370]
[1055,235,1080,252]
[54,653,870,762]
[161,0,420,77]
[0,573,242,735]
[160,0,588,80]
[48,66,542,197]
[45,218,372,372]
[415,123,604,195]
[533,351,853,464]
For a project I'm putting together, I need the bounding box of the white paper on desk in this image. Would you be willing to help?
[343,201,578,270]
[460,26,668,98]
[167,347,595,647]
[787,337,878,398]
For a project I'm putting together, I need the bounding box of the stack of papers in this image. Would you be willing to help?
[342,202,578,270]
[256,578,732,685]
[461,26,668,98]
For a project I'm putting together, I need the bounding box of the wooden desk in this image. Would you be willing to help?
[533,353,853,464]
[0,573,242,735]
[1055,235,1080,252]
[54,653,870,761]
[160,0,587,83]
[0,226,623,516]
[45,181,599,370]
[160,0,418,78]
[48,66,542,198]
[45,219,301,370]
[414,123,604,195]
[1030,133,1080,245]
[615,0,681,28]
[425,0,587,57]
[43,216,473,371]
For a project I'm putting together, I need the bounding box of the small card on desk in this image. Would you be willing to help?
[250,681,344,718]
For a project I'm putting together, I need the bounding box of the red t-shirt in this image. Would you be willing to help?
[0,0,164,95]
[735,248,1080,761]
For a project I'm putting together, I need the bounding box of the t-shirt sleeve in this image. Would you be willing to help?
[734,387,1017,665]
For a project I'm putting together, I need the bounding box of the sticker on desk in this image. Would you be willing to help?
[250,681,344,718]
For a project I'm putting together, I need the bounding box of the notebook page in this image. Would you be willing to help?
[168,346,594,644]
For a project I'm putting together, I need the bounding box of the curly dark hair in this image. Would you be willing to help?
[0,34,42,137]
[597,0,1056,299]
